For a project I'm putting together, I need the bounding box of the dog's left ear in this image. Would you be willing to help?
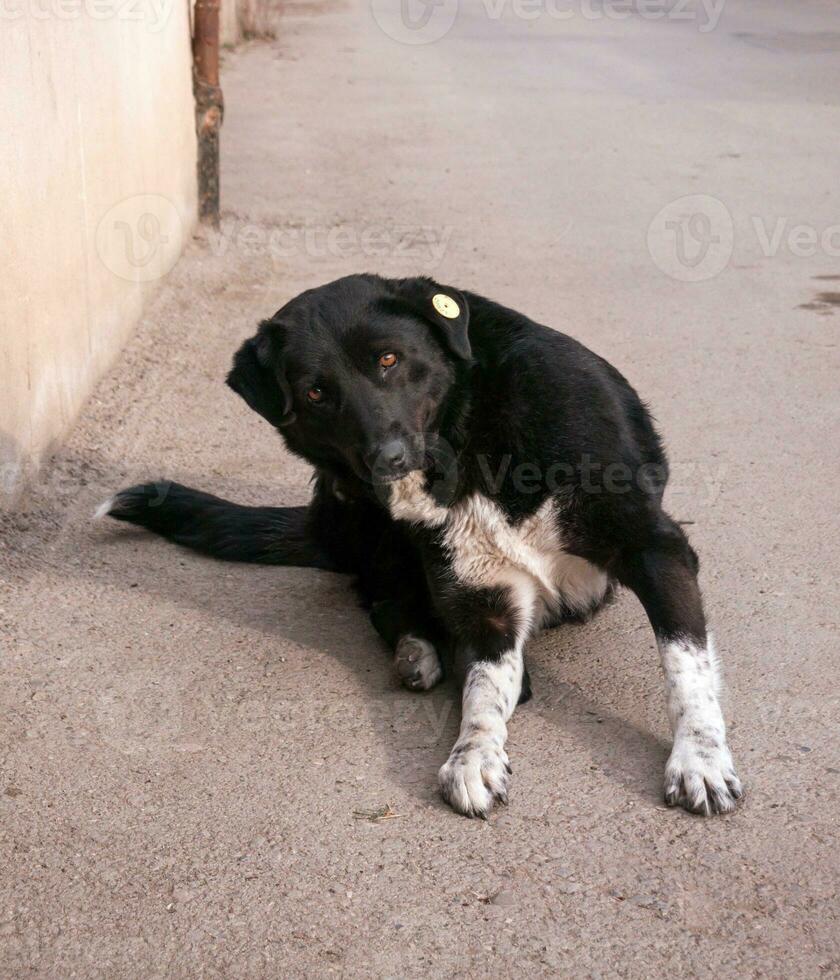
[226,325,296,427]
[390,279,471,361]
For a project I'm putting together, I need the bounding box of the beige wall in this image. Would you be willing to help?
[0,6,198,505]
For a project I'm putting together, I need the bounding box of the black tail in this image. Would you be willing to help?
[97,481,336,569]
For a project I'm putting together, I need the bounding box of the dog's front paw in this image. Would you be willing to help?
[665,736,743,815]
[438,739,511,818]
[394,635,442,691]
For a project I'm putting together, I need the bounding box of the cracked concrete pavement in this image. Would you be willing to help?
[2,0,839,975]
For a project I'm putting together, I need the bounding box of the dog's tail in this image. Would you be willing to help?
[95,481,336,569]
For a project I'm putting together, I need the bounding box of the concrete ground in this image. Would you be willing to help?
[3,1,840,976]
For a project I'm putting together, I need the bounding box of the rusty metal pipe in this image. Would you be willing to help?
[193,0,223,226]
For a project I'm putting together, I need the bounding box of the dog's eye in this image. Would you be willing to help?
[379,352,398,369]
[307,387,324,403]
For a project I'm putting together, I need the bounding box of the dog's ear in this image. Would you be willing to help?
[389,279,471,361]
[226,327,296,427]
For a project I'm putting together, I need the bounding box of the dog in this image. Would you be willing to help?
[98,274,742,818]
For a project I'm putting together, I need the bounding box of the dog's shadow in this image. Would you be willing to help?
[525,625,671,807]
[15,450,669,814]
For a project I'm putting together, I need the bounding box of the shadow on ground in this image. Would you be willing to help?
[5,443,669,814]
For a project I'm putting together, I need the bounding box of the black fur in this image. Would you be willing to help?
[107,482,334,568]
[104,274,707,706]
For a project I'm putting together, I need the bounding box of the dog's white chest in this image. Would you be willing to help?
[388,473,607,614]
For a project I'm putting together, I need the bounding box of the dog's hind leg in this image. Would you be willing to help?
[369,598,444,692]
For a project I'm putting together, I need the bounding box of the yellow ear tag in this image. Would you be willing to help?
[432,293,460,319]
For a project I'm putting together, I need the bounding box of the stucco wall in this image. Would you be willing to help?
[0,6,198,505]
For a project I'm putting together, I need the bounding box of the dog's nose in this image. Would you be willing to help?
[379,439,407,471]
[364,438,411,480]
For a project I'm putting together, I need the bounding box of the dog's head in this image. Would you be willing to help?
[226,275,471,484]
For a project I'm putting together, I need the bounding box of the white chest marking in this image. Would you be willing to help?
[388,472,607,616]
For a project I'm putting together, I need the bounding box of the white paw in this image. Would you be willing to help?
[438,737,511,818]
[665,735,743,815]
[394,635,443,691]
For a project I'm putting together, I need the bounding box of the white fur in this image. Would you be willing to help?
[93,497,115,521]
[390,474,742,816]
[660,636,742,813]
[438,574,535,816]
[389,475,609,815]
[389,472,608,617]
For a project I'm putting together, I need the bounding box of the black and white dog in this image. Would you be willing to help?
[99,274,742,818]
